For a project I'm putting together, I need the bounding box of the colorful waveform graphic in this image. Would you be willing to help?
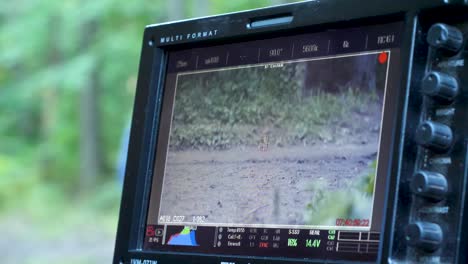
[167,226,199,246]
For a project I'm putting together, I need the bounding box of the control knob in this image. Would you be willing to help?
[405,222,443,252]
[427,23,464,52]
[410,170,448,201]
[415,121,453,151]
[422,71,459,102]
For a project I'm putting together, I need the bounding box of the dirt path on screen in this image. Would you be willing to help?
[159,135,379,226]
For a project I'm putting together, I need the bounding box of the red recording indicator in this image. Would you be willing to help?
[378,52,388,64]
[146,226,156,237]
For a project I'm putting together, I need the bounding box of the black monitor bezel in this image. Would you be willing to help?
[112,1,461,263]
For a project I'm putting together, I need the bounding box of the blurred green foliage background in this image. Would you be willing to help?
[0,1,299,263]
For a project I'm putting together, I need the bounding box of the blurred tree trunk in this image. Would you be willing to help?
[270,0,288,5]
[168,0,184,20]
[79,20,102,192]
[40,89,57,179]
[40,15,60,181]
[193,0,209,17]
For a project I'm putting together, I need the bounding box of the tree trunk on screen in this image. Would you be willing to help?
[79,20,102,192]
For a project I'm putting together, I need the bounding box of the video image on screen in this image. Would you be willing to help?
[158,51,390,229]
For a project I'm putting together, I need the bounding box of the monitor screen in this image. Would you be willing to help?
[144,22,402,262]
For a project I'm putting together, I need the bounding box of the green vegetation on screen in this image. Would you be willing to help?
[172,65,379,150]
[305,159,377,225]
